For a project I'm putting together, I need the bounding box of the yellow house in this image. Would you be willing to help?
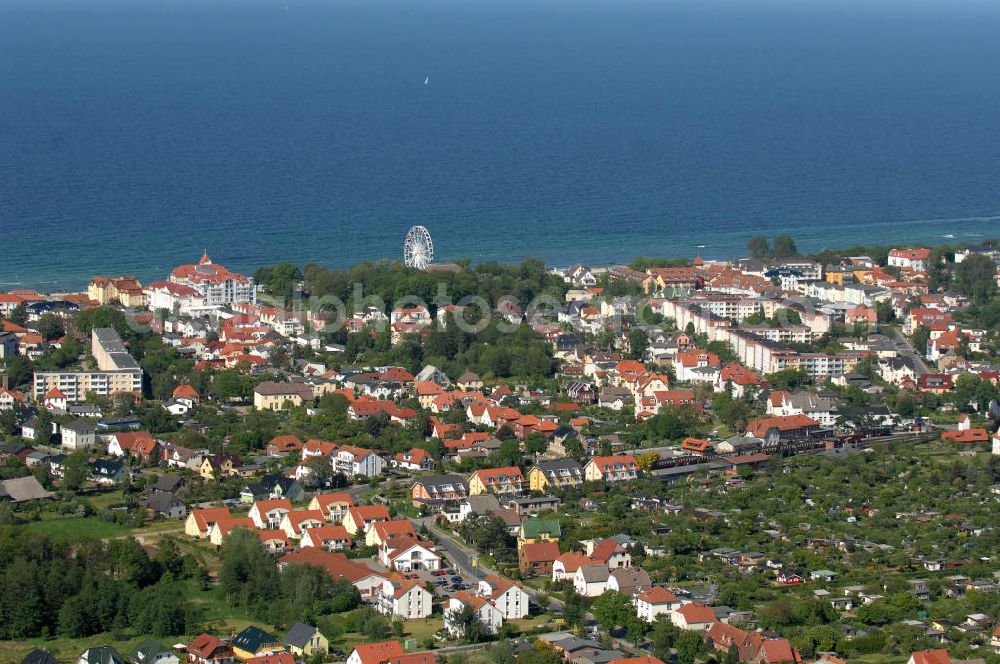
[200,455,238,480]
[284,623,328,657]
[365,519,416,547]
[208,517,254,546]
[528,459,585,492]
[231,626,283,661]
[88,276,146,307]
[468,466,525,497]
[342,504,391,536]
[253,381,315,411]
[184,507,232,538]
[517,518,561,549]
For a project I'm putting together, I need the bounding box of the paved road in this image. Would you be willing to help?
[886,325,930,374]
[421,518,593,618]
[420,518,489,580]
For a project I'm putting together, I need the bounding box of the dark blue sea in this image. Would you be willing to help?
[3,0,1000,290]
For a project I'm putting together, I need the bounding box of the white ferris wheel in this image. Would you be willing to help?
[403,225,434,270]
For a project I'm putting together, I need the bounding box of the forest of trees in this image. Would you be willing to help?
[0,530,204,640]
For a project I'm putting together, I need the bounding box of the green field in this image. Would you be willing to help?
[23,516,130,540]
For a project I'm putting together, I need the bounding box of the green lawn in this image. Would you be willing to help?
[84,489,127,510]
[332,618,444,652]
[23,516,130,540]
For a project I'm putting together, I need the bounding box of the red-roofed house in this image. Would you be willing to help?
[469,466,525,497]
[279,549,387,599]
[266,435,302,456]
[908,651,952,664]
[343,504,391,535]
[301,524,352,551]
[188,633,234,664]
[519,541,561,576]
[888,248,931,271]
[671,603,716,631]
[392,448,435,471]
[367,519,418,547]
[248,499,293,529]
[258,529,290,554]
[108,431,159,462]
[942,428,989,444]
[477,574,530,619]
[308,491,355,523]
[208,516,255,546]
[347,642,404,664]
[584,455,639,483]
[42,387,67,411]
[746,414,820,442]
[674,348,722,382]
[279,509,326,539]
[552,552,591,581]
[680,437,713,455]
[377,576,433,620]
[173,384,200,403]
[635,586,683,621]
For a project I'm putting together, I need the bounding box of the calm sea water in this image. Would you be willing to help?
[3,0,1000,290]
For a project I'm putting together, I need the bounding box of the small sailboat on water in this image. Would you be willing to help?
[424,76,430,86]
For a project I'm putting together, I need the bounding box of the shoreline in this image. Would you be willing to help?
[3,230,997,295]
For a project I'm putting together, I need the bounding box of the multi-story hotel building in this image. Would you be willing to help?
[33,328,143,402]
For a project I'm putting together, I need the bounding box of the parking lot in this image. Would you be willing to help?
[401,558,480,597]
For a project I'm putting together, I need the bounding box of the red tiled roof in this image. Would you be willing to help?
[746,414,819,437]
[188,633,231,659]
[676,602,715,624]
[520,541,560,564]
[637,586,679,604]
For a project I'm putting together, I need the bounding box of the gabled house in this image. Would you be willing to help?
[187,634,234,664]
[258,530,290,554]
[476,575,530,619]
[607,567,652,597]
[239,475,303,503]
[377,577,433,620]
[90,459,128,486]
[528,458,584,491]
[108,432,159,462]
[248,499,293,529]
[671,602,715,631]
[282,623,328,658]
[279,509,326,539]
[231,627,283,661]
[308,491,354,522]
[379,535,441,571]
[208,517,255,546]
[266,435,302,457]
[519,541,560,577]
[300,525,352,551]
[144,491,188,520]
[367,519,417,548]
[635,586,683,622]
[185,507,232,539]
[343,504,391,535]
[78,648,125,664]
[392,448,435,472]
[130,640,178,664]
[574,564,610,597]
[445,592,504,637]
[201,454,242,480]
[584,455,639,483]
[469,466,525,497]
[518,518,561,547]
[411,475,469,507]
[347,642,436,664]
